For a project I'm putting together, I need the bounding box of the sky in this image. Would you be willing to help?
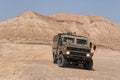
[0,0,120,24]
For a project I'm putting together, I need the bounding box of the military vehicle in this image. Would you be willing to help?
[52,32,96,70]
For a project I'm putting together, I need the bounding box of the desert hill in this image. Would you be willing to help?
[0,11,120,50]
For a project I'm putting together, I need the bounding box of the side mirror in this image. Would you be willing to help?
[93,46,96,50]
[89,42,92,48]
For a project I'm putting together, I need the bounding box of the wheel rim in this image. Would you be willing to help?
[85,61,90,67]
[57,54,66,67]
[59,57,62,64]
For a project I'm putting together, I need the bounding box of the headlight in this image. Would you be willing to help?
[66,51,70,55]
[86,54,90,57]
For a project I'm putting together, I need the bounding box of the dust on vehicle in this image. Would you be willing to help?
[52,32,96,70]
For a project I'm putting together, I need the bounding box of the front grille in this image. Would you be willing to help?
[67,47,90,53]
[70,52,86,56]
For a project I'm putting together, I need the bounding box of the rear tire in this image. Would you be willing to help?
[53,53,57,63]
[83,58,93,70]
[57,54,66,67]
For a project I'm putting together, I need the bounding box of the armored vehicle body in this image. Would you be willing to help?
[52,32,96,70]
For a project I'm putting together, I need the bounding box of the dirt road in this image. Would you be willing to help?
[0,43,120,80]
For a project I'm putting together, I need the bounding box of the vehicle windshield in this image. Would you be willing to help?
[77,39,87,45]
[63,37,75,43]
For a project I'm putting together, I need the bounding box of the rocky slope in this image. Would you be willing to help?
[0,11,120,50]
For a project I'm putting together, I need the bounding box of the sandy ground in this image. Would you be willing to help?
[0,43,120,80]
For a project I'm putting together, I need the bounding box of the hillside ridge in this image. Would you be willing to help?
[0,11,120,50]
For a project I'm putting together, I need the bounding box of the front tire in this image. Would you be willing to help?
[83,58,93,70]
[57,54,66,67]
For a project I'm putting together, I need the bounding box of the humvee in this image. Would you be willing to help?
[52,32,96,70]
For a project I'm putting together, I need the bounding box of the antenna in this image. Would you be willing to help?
[72,32,76,35]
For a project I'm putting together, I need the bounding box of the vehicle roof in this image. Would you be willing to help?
[57,33,88,39]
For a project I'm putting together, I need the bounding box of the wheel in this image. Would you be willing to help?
[57,54,66,67]
[53,53,57,63]
[83,58,93,70]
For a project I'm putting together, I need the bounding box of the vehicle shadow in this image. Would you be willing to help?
[63,64,96,71]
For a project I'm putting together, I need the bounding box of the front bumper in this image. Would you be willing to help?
[63,52,91,60]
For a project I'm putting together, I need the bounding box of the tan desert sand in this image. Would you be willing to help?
[0,43,120,80]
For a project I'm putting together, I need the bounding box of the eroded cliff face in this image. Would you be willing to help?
[0,11,120,50]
